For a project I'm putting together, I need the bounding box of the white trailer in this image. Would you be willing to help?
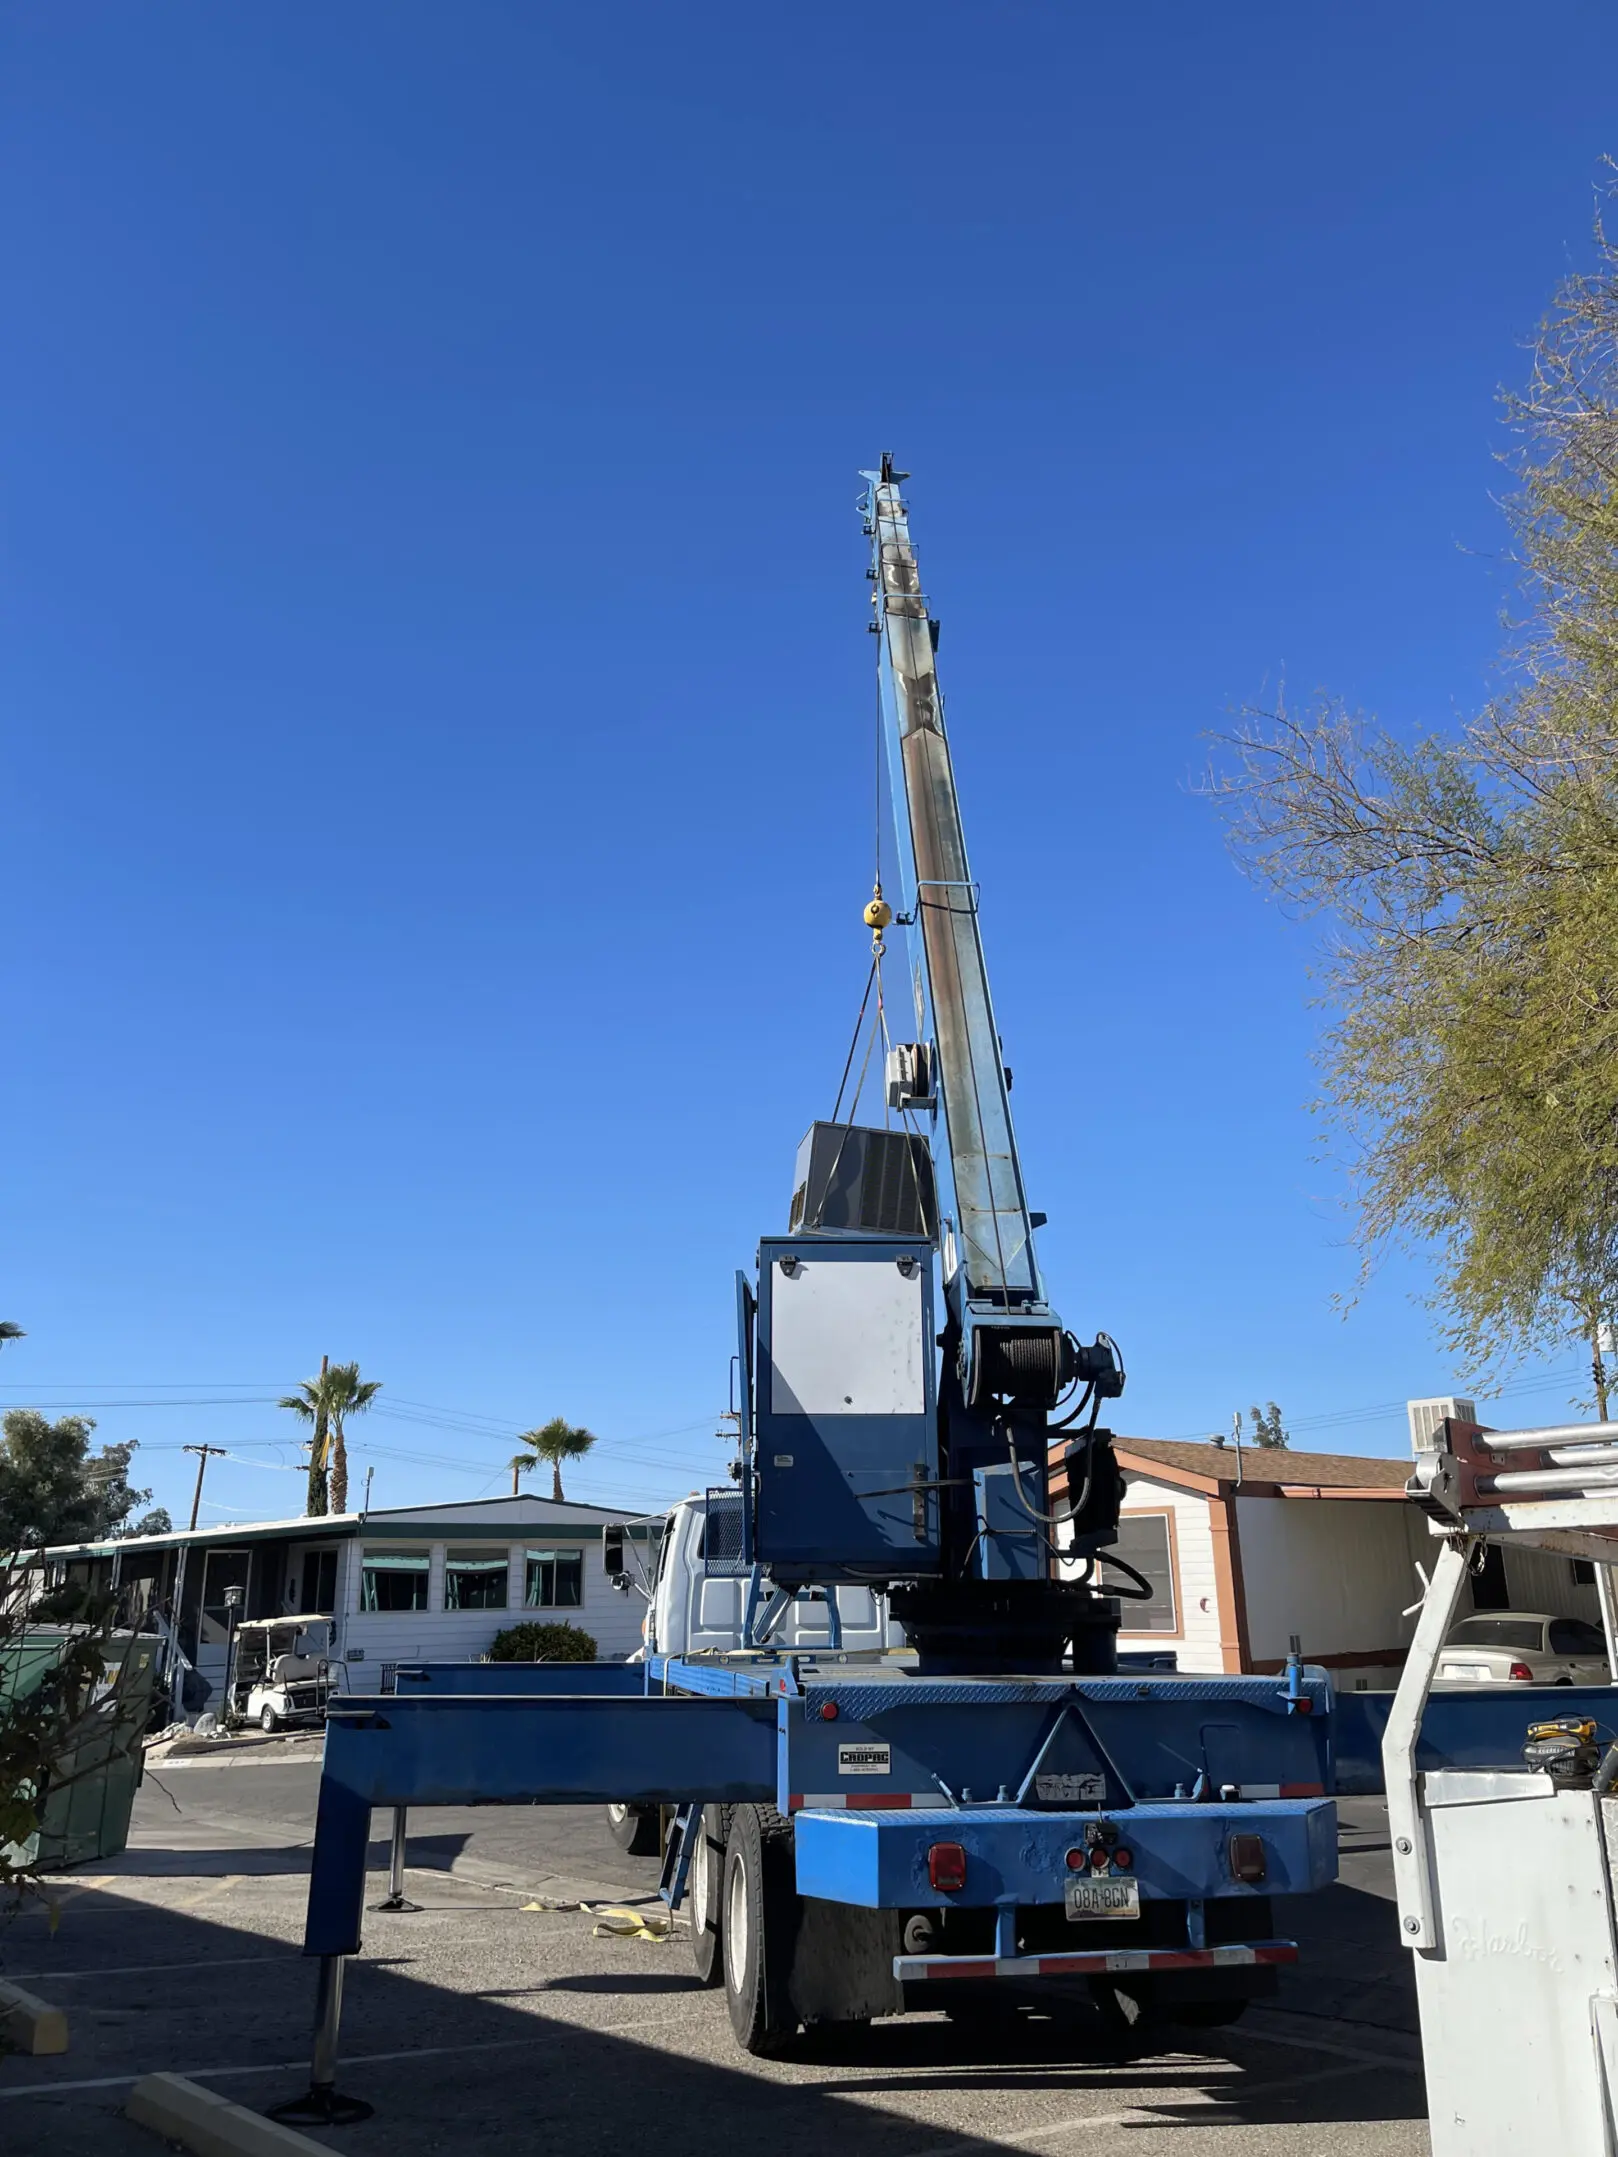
[1388,1406,1618,2156]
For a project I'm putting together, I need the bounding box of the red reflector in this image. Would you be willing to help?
[928,1842,967,1893]
[819,1702,839,1721]
[1111,1847,1133,1869]
[1064,1848,1086,1872]
[1089,1847,1109,1871]
[1509,1662,1534,1682]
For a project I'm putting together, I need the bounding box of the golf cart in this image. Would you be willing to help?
[229,1615,336,1733]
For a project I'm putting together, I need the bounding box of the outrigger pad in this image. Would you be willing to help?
[267,2086,375,2127]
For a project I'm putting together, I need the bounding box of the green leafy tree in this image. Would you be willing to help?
[0,1413,155,1554]
[511,1416,598,1503]
[1249,1401,1290,1450]
[1210,202,1618,1411]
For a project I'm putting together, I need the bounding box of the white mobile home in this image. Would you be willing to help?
[19,1492,660,1712]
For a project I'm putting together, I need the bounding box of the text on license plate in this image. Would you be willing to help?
[1065,1876,1141,1921]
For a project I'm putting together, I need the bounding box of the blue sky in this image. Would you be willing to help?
[3,5,1614,1527]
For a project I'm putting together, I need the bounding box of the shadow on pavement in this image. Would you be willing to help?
[0,1872,1426,2157]
[1275,1880,1418,2036]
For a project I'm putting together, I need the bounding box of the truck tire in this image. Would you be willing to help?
[722,1805,800,2055]
[605,1803,660,1856]
[690,1804,732,1985]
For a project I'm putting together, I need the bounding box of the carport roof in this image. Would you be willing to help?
[8,1490,660,1565]
[1051,1435,1412,1500]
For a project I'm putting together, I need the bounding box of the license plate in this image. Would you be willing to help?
[1065,1876,1141,1922]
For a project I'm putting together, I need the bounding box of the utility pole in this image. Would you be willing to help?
[165,1443,226,1729]
[184,1444,228,1531]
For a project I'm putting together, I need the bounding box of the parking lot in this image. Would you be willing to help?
[0,1744,1429,2156]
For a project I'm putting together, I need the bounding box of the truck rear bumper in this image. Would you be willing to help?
[895,1939,1298,1983]
[793,1799,1337,1907]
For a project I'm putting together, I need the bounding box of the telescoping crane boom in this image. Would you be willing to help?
[286,467,1339,2118]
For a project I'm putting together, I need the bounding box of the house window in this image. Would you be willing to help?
[360,1548,429,1612]
[445,1548,509,1611]
[1572,1559,1598,1587]
[525,1548,583,1609]
[1111,1513,1177,1634]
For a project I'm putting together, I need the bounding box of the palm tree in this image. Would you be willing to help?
[511,1416,598,1502]
[281,1357,333,1515]
[324,1361,381,1514]
[0,1323,25,1349]
[279,1357,381,1515]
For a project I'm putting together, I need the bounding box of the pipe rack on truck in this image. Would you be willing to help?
[1384,1408,1618,2157]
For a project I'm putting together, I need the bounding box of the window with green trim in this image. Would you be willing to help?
[445,1548,509,1611]
[360,1548,429,1612]
[525,1548,582,1608]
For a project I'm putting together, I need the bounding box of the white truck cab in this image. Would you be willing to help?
[633,1493,893,1660]
[604,1495,897,1853]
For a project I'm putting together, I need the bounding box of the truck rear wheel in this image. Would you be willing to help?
[722,1805,800,2054]
[605,1803,660,1856]
[690,1804,731,1985]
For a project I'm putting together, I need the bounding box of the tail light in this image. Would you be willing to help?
[927,1842,967,1892]
[1509,1662,1535,1682]
[1111,1846,1133,1869]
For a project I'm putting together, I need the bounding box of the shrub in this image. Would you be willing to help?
[488,1620,597,1662]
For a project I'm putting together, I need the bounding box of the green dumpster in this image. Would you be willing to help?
[3,1631,160,1870]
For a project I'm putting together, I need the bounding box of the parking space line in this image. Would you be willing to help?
[0,1954,298,1985]
[893,2056,1409,2157]
[0,2010,691,2099]
[1232,2016,1421,2073]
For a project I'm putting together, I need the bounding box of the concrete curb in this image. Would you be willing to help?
[126,2073,331,2155]
[0,1979,68,2055]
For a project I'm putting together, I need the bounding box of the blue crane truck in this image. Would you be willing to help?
[276,461,1339,2124]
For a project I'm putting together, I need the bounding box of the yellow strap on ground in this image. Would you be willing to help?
[582,1901,673,1942]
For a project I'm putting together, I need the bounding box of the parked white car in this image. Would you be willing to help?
[1436,1610,1610,1686]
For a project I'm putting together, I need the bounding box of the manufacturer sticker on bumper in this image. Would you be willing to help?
[837,1742,891,1775]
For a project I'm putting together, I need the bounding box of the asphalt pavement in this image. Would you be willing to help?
[0,1740,1429,2156]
